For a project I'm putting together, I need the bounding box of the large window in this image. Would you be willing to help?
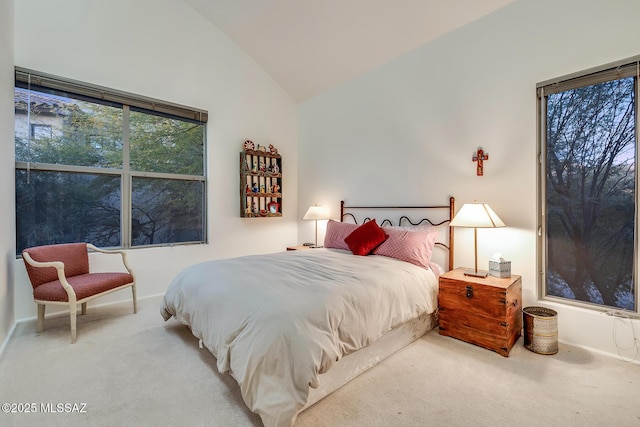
[537,58,638,313]
[14,68,208,254]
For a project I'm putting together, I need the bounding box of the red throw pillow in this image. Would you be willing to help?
[344,219,388,256]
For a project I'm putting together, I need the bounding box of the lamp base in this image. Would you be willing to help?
[463,269,488,278]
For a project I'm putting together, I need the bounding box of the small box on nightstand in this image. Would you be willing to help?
[488,260,511,278]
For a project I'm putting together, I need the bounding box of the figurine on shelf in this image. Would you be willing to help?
[257,144,266,152]
[271,183,280,193]
[244,140,255,151]
[268,201,280,214]
[259,161,266,172]
[245,185,251,194]
[272,162,279,173]
[252,161,258,173]
[269,144,278,155]
[253,203,258,215]
[260,184,266,193]
[245,207,253,217]
[252,182,259,193]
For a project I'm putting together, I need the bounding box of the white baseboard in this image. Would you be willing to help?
[558,338,640,366]
[12,293,165,326]
[0,321,17,359]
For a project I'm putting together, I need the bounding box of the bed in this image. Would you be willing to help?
[161,198,455,427]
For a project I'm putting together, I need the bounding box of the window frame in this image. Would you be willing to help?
[14,67,208,253]
[536,56,639,314]
[29,123,52,140]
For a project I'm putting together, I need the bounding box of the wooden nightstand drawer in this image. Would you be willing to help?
[438,268,522,357]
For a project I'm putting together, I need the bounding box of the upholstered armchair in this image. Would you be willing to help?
[22,243,137,343]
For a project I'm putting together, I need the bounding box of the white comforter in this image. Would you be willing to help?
[161,248,438,427]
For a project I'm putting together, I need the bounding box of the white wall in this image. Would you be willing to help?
[12,0,299,320]
[298,0,640,359]
[0,0,15,352]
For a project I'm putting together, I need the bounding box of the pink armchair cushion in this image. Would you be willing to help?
[32,272,134,302]
[23,243,90,288]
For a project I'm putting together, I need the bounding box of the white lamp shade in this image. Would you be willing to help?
[303,205,330,220]
[450,203,505,228]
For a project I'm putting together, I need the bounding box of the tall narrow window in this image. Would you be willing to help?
[14,68,208,254]
[538,60,637,312]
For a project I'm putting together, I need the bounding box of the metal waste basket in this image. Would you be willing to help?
[523,306,558,355]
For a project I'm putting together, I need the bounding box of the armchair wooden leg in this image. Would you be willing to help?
[37,304,45,333]
[132,284,137,314]
[70,305,77,344]
[81,302,87,315]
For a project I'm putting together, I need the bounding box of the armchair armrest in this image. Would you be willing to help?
[86,244,135,277]
[22,251,77,303]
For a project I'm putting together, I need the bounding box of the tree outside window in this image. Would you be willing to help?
[541,70,636,311]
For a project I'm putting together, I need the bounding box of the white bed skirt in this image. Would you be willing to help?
[302,310,438,411]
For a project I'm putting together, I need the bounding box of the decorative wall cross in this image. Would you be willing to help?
[472,147,489,176]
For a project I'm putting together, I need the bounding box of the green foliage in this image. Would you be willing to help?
[131,178,204,245]
[15,93,123,168]
[16,171,121,250]
[129,111,204,175]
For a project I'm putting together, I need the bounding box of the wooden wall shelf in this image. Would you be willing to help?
[240,148,282,218]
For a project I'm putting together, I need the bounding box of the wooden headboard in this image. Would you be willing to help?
[340,197,455,271]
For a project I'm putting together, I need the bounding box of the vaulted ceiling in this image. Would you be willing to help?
[184,0,514,102]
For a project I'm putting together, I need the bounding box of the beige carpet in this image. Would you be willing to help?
[1,296,639,427]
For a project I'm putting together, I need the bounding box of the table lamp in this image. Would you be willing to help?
[303,205,330,247]
[450,202,505,277]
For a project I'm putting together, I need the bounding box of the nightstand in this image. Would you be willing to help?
[438,268,522,357]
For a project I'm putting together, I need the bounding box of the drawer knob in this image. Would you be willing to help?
[466,285,474,299]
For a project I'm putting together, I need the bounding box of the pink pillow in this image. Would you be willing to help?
[324,220,358,250]
[372,226,440,268]
[344,220,389,256]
